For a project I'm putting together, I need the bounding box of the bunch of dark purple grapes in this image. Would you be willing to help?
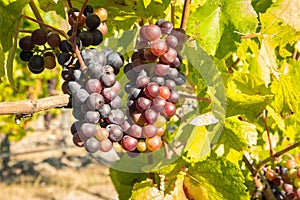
[252,155,300,200]
[68,48,127,153]
[18,4,108,74]
[122,20,186,152]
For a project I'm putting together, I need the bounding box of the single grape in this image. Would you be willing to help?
[142,124,157,138]
[146,136,162,151]
[31,29,47,45]
[286,159,297,169]
[85,137,100,153]
[43,55,56,69]
[155,63,170,76]
[78,31,93,47]
[85,110,100,124]
[75,88,90,103]
[144,108,158,124]
[19,36,34,51]
[136,97,152,112]
[151,97,166,112]
[81,101,90,113]
[161,48,177,64]
[94,8,108,21]
[136,140,147,152]
[145,82,160,99]
[131,111,146,126]
[86,14,101,30]
[111,81,121,94]
[121,120,131,133]
[98,104,111,118]
[156,126,165,136]
[61,67,74,81]
[91,29,103,45]
[108,125,123,142]
[121,135,138,151]
[95,128,109,141]
[154,115,166,128]
[167,90,179,103]
[265,169,276,181]
[164,102,176,117]
[47,33,61,47]
[283,183,294,193]
[167,68,179,80]
[28,55,44,74]
[127,124,142,138]
[151,76,165,86]
[144,25,161,41]
[86,79,102,94]
[110,96,122,109]
[83,5,94,16]
[62,81,70,94]
[159,21,173,35]
[159,86,171,99]
[87,93,105,110]
[100,73,116,87]
[20,50,33,62]
[58,52,73,66]
[175,72,186,86]
[80,123,97,139]
[72,106,85,121]
[294,178,300,188]
[101,87,117,103]
[164,79,176,90]
[68,81,82,95]
[166,35,178,48]
[98,22,108,35]
[151,39,168,56]
[107,52,124,70]
[107,109,125,125]
[100,138,113,152]
[59,40,73,52]
[68,12,86,28]
[73,133,84,147]
[136,75,149,88]
[88,63,103,79]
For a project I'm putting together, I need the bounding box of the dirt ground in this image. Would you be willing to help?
[0,110,118,200]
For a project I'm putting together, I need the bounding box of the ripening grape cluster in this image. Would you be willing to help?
[68,48,126,153]
[122,20,186,152]
[18,4,108,74]
[253,154,300,200]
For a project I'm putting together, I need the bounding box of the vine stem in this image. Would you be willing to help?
[179,93,211,102]
[263,110,274,157]
[171,0,176,25]
[29,0,45,30]
[180,0,191,30]
[21,14,69,39]
[255,140,300,172]
[0,95,71,115]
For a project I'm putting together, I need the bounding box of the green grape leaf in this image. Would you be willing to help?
[184,126,210,163]
[267,0,300,31]
[223,71,274,120]
[0,45,5,83]
[219,116,258,154]
[38,0,65,17]
[184,154,248,200]
[0,0,29,52]
[6,36,18,88]
[271,75,300,114]
[130,179,164,200]
[251,0,273,13]
[162,0,171,9]
[257,36,280,86]
[143,0,151,8]
[259,13,300,58]
[187,0,257,58]
[109,168,147,200]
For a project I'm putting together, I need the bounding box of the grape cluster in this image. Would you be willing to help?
[253,154,300,200]
[18,5,108,74]
[122,20,186,153]
[68,48,125,153]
